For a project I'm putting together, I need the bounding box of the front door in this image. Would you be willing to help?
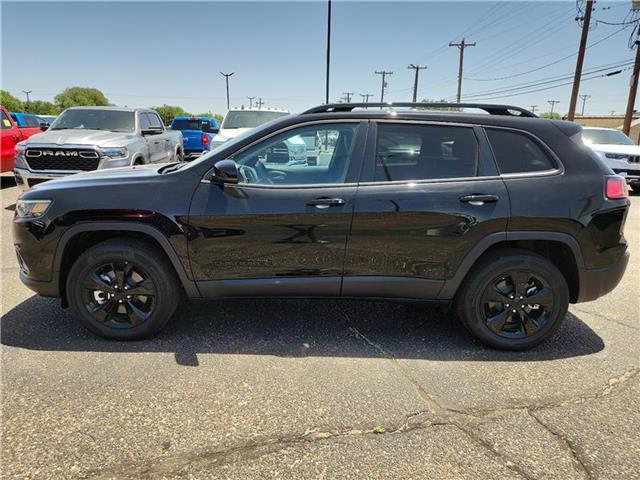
[188,121,367,297]
[1,109,21,172]
[343,120,510,299]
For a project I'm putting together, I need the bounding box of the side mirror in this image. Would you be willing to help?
[141,126,163,136]
[39,122,49,131]
[212,159,239,185]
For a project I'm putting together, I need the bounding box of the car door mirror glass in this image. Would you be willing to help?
[39,122,49,131]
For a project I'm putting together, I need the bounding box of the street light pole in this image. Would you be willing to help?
[22,90,32,110]
[220,72,234,111]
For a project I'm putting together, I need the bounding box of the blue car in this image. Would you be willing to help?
[10,112,48,130]
[170,117,219,159]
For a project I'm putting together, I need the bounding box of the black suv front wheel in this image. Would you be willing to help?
[455,249,569,350]
[66,238,180,340]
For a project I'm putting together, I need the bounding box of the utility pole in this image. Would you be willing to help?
[246,96,255,109]
[529,105,538,114]
[609,110,616,116]
[22,90,32,110]
[220,72,234,110]
[407,64,427,102]
[579,94,591,116]
[548,100,560,115]
[449,38,476,104]
[375,70,393,107]
[325,0,332,104]
[256,97,265,109]
[360,93,372,109]
[567,0,594,121]
[623,36,640,136]
[342,92,354,103]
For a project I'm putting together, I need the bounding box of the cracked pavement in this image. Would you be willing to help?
[1,177,638,479]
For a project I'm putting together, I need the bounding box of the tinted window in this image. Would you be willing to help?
[148,113,163,129]
[139,113,152,130]
[235,123,359,186]
[222,111,289,129]
[172,119,204,130]
[1,110,13,130]
[486,129,555,174]
[374,123,478,181]
[24,115,41,127]
[582,129,634,146]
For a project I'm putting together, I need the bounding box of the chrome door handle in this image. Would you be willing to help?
[307,197,345,209]
[459,194,499,206]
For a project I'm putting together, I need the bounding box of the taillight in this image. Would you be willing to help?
[605,176,627,199]
[202,133,209,147]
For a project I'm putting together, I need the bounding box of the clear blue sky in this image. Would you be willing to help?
[1,1,636,116]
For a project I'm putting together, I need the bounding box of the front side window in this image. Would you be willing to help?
[374,123,478,181]
[234,123,359,186]
[25,115,41,127]
[147,113,163,129]
[486,128,555,174]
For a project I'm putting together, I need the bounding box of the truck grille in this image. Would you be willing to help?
[25,148,101,171]
[628,155,640,164]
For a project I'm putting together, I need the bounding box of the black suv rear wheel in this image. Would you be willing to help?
[66,238,180,340]
[455,249,569,350]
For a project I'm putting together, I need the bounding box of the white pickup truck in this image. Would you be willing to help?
[14,107,183,189]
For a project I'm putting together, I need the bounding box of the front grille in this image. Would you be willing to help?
[628,155,640,164]
[25,148,100,171]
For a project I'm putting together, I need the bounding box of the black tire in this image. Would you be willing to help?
[133,157,145,166]
[66,238,180,340]
[175,149,184,162]
[455,248,569,351]
[630,183,639,193]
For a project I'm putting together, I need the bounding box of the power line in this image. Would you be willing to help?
[407,64,427,102]
[449,38,476,103]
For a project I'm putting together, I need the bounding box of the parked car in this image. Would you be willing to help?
[13,107,183,189]
[1,105,22,173]
[170,116,219,159]
[13,102,630,350]
[210,108,289,150]
[582,127,640,192]
[38,115,58,124]
[10,112,49,138]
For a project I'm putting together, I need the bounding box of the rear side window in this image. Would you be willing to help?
[486,128,555,174]
[374,123,478,181]
[24,115,41,127]
[2,110,13,130]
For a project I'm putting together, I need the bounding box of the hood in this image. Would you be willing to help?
[588,144,640,155]
[217,127,252,140]
[28,164,164,193]
[24,129,137,147]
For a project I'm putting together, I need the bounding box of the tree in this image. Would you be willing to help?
[23,100,60,115]
[540,112,561,120]
[192,112,224,123]
[55,87,110,109]
[0,90,23,111]
[153,105,188,125]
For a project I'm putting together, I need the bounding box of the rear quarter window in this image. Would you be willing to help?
[486,128,555,174]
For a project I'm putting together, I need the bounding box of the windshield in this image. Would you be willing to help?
[221,111,288,129]
[50,109,135,133]
[582,129,634,146]
[172,119,206,130]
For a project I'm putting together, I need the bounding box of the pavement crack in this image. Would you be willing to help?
[570,306,638,330]
[527,409,593,480]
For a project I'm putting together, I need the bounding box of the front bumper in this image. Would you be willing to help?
[19,270,60,298]
[14,167,72,190]
[577,249,630,303]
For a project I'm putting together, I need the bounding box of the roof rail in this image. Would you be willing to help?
[302,102,538,118]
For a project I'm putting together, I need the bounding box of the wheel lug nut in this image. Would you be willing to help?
[512,309,517,313]
[505,303,510,307]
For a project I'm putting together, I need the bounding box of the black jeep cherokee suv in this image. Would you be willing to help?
[13,103,630,350]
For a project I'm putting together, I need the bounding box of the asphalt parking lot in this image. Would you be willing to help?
[1,175,638,480]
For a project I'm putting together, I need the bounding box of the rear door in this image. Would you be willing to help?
[1,108,21,172]
[343,120,510,299]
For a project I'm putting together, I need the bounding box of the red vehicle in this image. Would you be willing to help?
[1,105,22,173]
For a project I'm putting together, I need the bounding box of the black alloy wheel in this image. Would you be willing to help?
[480,270,554,339]
[81,261,156,329]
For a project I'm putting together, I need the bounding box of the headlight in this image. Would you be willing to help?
[605,153,629,160]
[16,141,27,153]
[102,147,128,159]
[15,199,52,218]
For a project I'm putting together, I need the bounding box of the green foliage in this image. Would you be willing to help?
[55,87,110,109]
[153,105,189,125]
[540,112,561,120]
[1,90,23,111]
[418,98,451,110]
[23,100,60,115]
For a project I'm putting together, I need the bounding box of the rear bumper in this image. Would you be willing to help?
[577,250,630,303]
